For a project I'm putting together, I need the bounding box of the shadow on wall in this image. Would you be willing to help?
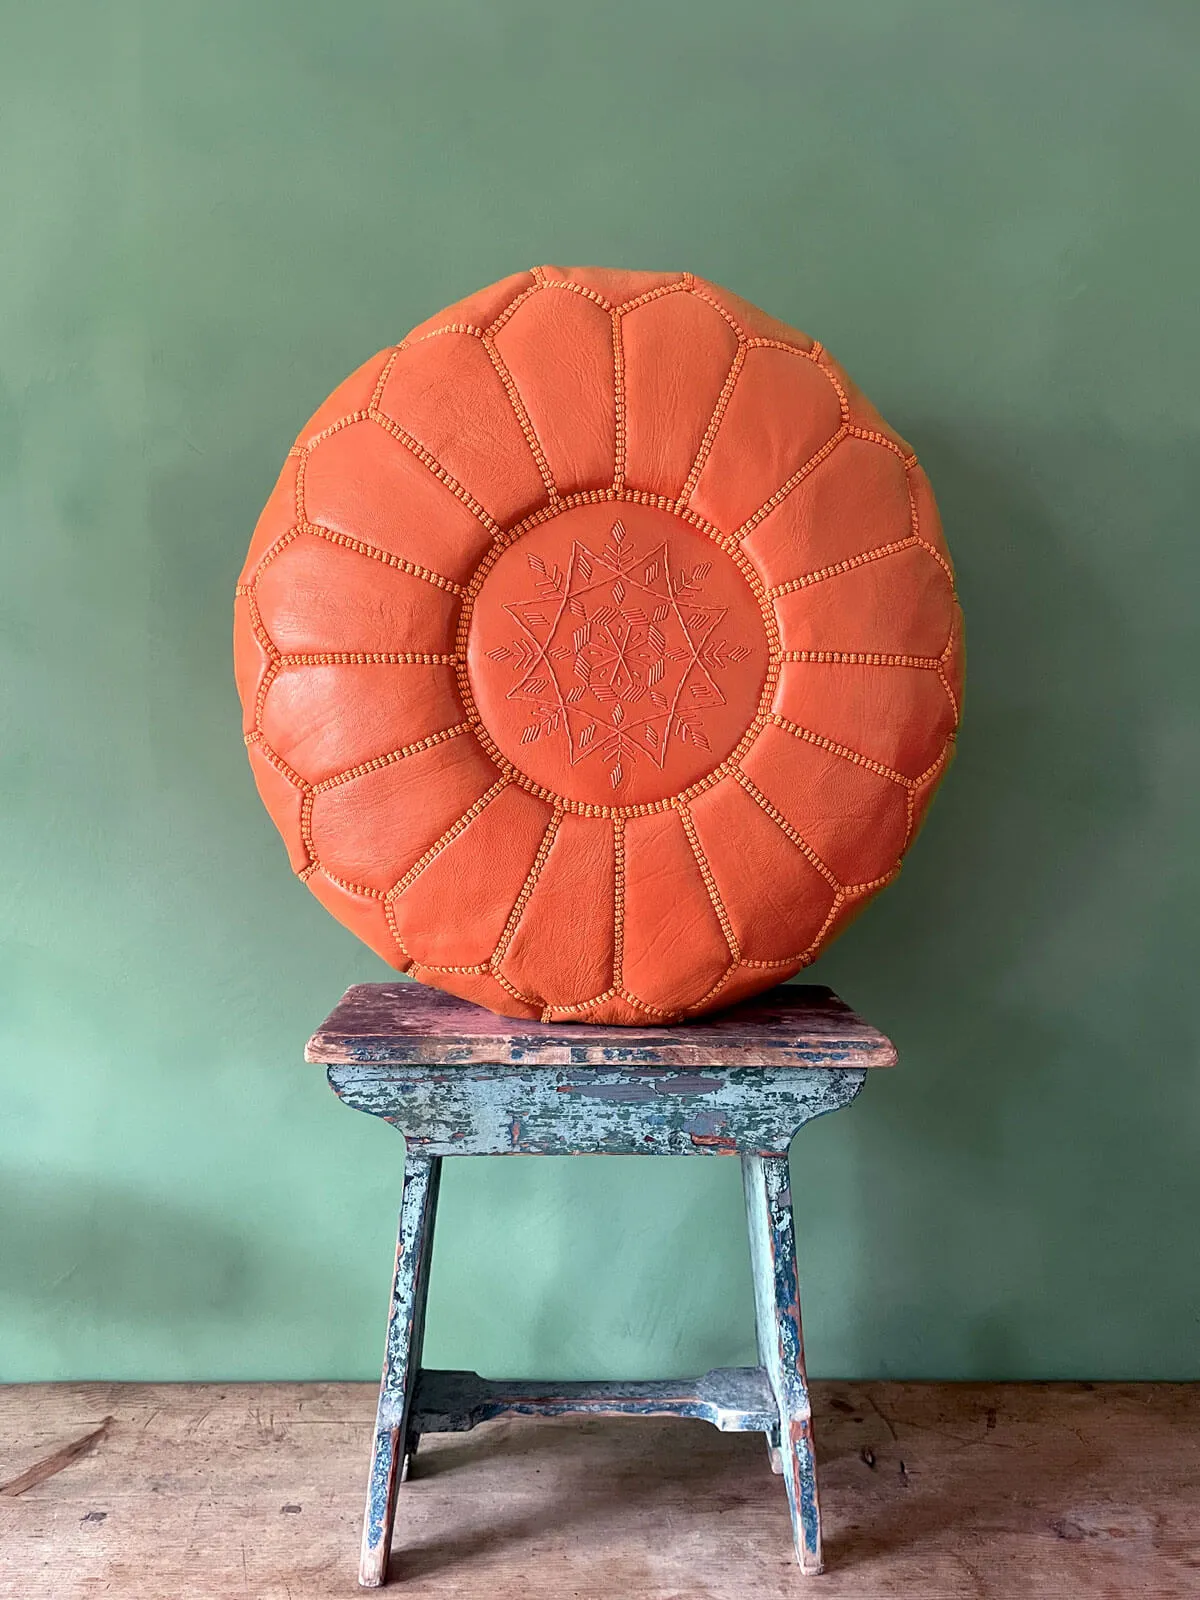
[802,420,1199,1376]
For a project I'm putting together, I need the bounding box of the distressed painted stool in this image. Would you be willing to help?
[306,982,895,1586]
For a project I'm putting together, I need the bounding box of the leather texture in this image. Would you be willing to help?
[234,266,964,1023]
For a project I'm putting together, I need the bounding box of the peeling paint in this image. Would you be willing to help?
[323,982,887,1582]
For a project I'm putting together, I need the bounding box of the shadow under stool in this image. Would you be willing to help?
[305,982,896,1586]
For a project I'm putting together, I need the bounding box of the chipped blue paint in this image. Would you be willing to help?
[327,1062,865,1157]
[742,1152,823,1574]
[317,983,892,1582]
[360,1153,440,1587]
[413,1367,780,1435]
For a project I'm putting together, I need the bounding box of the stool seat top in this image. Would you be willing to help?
[306,982,896,1070]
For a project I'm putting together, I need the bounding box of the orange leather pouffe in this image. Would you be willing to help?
[234,267,964,1023]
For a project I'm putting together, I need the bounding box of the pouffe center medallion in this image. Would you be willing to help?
[233,265,964,1022]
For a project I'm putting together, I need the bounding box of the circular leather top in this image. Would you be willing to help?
[234,266,963,1024]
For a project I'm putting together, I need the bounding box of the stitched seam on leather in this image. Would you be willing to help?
[383,899,415,966]
[733,426,848,542]
[544,986,621,1019]
[486,281,543,336]
[297,409,372,452]
[298,791,316,871]
[615,987,679,1019]
[684,284,815,354]
[247,526,302,581]
[727,866,906,970]
[745,337,818,355]
[918,538,956,584]
[848,422,914,462]
[253,657,282,731]
[781,649,944,669]
[276,651,459,666]
[768,714,912,787]
[317,865,387,901]
[842,866,901,898]
[678,804,740,961]
[737,954,813,971]
[681,960,743,1013]
[386,777,511,898]
[767,533,919,598]
[732,769,841,890]
[682,285,746,338]
[904,749,951,847]
[614,274,691,314]
[738,914,834,967]
[812,349,852,423]
[407,323,484,343]
[415,960,497,975]
[245,733,309,791]
[300,522,464,594]
[611,309,626,492]
[906,467,956,588]
[401,273,538,346]
[456,724,773,820]
[612,816,626,990]
[309,723,472,793]
[480,333,560,506]
[492,969,543,1007]
[738,884,857,968]
[490,808,563,968]
[367,407,502,535]
[915,740,954,789]
[487,485,727,548]
[938,616,962,721]
[244,590,281,663]
[370,350,400,410]
[680,342,746,503]
[529,277,613,312]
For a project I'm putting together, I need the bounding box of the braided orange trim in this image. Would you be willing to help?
[678,804,740,961]
[490,808,563,968]
[611,816,626,990]
[480,333,560,507]
[732,426,848,543]
[731,769,841,891]
[309,723,472,794]
[366,407,502,535]
[679,342,746,503]
[300,522,464,594]
[768,713,912,788]
[386,776,511,899]
[767,534,919,598]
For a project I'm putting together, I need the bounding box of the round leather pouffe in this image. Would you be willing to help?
[234,266,964,1023]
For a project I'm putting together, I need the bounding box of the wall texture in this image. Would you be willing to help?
[2,0,1197,1382]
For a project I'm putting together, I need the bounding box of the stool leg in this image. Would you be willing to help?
[741,1152,823,1575]
[751,1286,785,1476]
[360,1152,441,1588]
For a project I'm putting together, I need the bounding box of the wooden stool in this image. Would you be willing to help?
[306,983,895,1586]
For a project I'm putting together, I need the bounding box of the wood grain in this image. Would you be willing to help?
[2,1381,1196,1598]
[305,982,898,1069]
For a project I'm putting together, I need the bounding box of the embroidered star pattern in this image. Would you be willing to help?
[486,521,751,790]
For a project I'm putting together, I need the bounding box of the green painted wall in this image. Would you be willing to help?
[3,0,1197,1383]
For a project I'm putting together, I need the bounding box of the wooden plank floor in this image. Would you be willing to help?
[1,1382,1196,1598]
